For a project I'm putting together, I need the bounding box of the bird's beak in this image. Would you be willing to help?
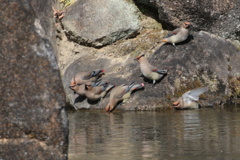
[69,86,74,89]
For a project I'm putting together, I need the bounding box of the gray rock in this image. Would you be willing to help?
[134,0,240,40]
[63,30,240,110]
[211,7,240,40]
[0,0,68,159]
[62,0,140,47]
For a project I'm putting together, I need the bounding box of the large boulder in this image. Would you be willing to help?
[62,0,140,48]
[62,30,240,110]
[134,0,240,40]
[0,1,68,159]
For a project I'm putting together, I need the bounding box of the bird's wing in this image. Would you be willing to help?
[93,86,104,94]
[152,69,167,74]
[115,86,128,99]
[182,87,208,101]
[146,63,157,71]
[164,28,180,38]
[123,82,135,94]
[81,72,92,80]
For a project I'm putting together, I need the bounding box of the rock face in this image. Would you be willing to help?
[62,30,240,110]
[0,1,68,160]
[62,0,140,48]
[134,0,240,40]
[211,7,240,40]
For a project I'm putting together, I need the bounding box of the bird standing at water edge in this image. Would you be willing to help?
[85,82,115,101]
[173,87,208,109]
[106,82,144,113]
[135,54,168,85]
[69,80,107,96]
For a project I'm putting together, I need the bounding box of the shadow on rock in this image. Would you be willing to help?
[74,95,86,103]
[141,74,168,86]
[87,98,101,105]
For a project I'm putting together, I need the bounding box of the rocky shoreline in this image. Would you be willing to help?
[57,0,240,111]
[1,0,240,159]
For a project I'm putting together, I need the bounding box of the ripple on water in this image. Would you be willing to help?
[68,108,240,160]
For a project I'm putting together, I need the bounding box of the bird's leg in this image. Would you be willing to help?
[152,80,156,87]
[172,43,176,47]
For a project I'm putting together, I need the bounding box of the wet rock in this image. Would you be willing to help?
[63,31,240,110]
[62,0,140,48]
[134,0,240,40]
[0,1,68,160]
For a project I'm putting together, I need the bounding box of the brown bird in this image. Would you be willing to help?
[106,82,144,113]
[69,83,86,96]
[85,82,115,101]
[161,21,191,47]
[135,54,168,85]
[70,70,105,87]
[69,81,105,96]
[173,87,208,109]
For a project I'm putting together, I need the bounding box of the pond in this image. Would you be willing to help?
[68,107,240,160]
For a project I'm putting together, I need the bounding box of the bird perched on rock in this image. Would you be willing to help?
[85,82,115,101]
[161,21,191,47]
[106,82,144,113]
[69,81,106,96]
[173,87,208,110]
[52,6,65,21]
[70,70,105,87]
[135,54,168,85]
[69,83,86,96]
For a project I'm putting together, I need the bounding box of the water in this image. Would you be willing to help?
[68,107,240,160]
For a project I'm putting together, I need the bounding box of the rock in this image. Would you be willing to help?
[62,0,140,48]
[211,7,240,40]
[0,1,68,159]
[62,30,240,110]
[151,31,240,106]
[134,0,240,40]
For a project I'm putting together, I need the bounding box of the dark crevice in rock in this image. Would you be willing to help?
[133,1,175,30]
[64,29,140,49]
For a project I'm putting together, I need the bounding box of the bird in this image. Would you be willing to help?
[135,54,168,85]
[84,82,115,101]
[69,83,86,96]
[106,82,144,113]
[70,70,105,87]
[161,21,191,47]
[173,87,208,109]
[69,81,105,96]
[52,6,65,20]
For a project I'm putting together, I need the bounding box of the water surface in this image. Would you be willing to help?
[68,107,240,160]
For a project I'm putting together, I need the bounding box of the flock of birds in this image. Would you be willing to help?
[69,22,208,112]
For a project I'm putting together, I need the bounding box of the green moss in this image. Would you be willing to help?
[228,77,240,98]
[231,40,240,51]
[59,0,75,7]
